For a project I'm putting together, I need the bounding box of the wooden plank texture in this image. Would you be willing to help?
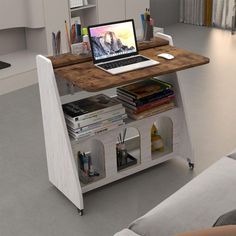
[49,37,169,69]
[55,45,210,92]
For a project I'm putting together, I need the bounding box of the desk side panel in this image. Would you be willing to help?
[36,55,83,210]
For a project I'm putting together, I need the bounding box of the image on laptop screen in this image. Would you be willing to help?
[88,20,138,62]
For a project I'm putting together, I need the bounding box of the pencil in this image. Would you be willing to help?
[65,20,71,52]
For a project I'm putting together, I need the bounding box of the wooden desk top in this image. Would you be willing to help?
[50,37,169,69]
[54,45,210,92]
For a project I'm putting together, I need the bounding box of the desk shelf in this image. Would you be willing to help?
[69,104,180,193]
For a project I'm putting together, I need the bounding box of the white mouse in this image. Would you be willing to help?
[158,53,175,60]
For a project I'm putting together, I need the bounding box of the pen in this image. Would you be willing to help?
[141,14,145,31]
[144,8,148,21]
[65,20,71,52]
[52,32,56,57]
[123,128,127,143]
[71,24,76,44]
[146,9,151,21]
[56,31,61,55]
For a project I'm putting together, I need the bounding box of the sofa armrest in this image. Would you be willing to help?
[114,229,141,236]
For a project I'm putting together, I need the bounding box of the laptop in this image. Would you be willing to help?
[88,19,159,75]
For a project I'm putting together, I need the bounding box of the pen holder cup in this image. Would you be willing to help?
[116,144,128,167]
[143,21,153,42]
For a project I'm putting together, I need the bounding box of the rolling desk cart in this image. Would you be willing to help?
[36,35,209,215]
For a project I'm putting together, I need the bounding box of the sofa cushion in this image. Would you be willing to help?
[213,209,236,226]
[128,157,236,236]
[176,225,236,236]
[114,229,141,236]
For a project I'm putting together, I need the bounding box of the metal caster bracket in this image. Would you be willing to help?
[77,208,84,216]
[187,158,194,170]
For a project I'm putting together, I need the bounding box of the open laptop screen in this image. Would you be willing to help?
[88,19,138,64]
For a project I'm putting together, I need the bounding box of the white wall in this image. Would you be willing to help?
[150,0,180,27]
[0,28,26,55]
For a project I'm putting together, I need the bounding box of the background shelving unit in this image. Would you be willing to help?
[0,0,71,95]
[0,0,150,95]
[69,0,150,38]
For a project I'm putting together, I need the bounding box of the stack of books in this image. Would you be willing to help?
[63,94,127,140]
[117,78,175,120]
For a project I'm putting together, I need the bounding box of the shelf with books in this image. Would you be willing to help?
[116,78,176,121]
[63,94,127,143]
[69,0,98,27]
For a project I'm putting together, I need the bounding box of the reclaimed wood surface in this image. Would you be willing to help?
[55,45,210,92]
[49,37,169,69]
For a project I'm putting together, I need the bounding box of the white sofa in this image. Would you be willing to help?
[114,156,236,236]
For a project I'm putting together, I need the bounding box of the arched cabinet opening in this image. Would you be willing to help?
[116,127,141,172]
[151,117,173,160]
[75,139,106,186]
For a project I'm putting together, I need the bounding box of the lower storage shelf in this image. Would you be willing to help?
[117,153,138,171]
[81,152,177,193]
[71,107,180,193]
[152,145,173,160]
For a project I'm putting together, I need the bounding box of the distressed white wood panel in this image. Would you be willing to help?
[36,55,83,210]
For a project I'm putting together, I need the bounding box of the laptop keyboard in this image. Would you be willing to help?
[99,56,149,70]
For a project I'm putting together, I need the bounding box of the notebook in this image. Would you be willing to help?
[88,19,159,75]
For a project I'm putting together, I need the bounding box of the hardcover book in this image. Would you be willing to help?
[68,121,124,140]
[65,108,126,129]
[126,102,175,120]
[117,89,174,106]
[68,114,127,132]
[117,78,172,100]
[63,94,123,122]
[124,95,175,114]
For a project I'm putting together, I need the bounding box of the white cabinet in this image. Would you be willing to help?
[0,0,70,95]
[0,0,45,30]
[70,0,150,32]
[97,0,126,23]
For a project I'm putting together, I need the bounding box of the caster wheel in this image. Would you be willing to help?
[188,162,194,170]
[187,158,194,170]
[77,209,84,216]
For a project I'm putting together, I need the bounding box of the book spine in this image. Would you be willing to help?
[127,103,175,120]
[135,90,174,106]
[66,113,127,130]
[134,95,175,113]
[116,88,136,99]
[118,90,174,107]
[119,95,175,112]
[117,98,137,110]
[66,108,126,128]
[64,103,123,122]
[69,121,124,140]
[117,89,174,105]
[70,119,125,135]
[116,91,136,102]
[117,78,173,99]
[71,114,127,132]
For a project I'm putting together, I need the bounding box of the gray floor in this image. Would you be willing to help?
[1,23,236,236]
